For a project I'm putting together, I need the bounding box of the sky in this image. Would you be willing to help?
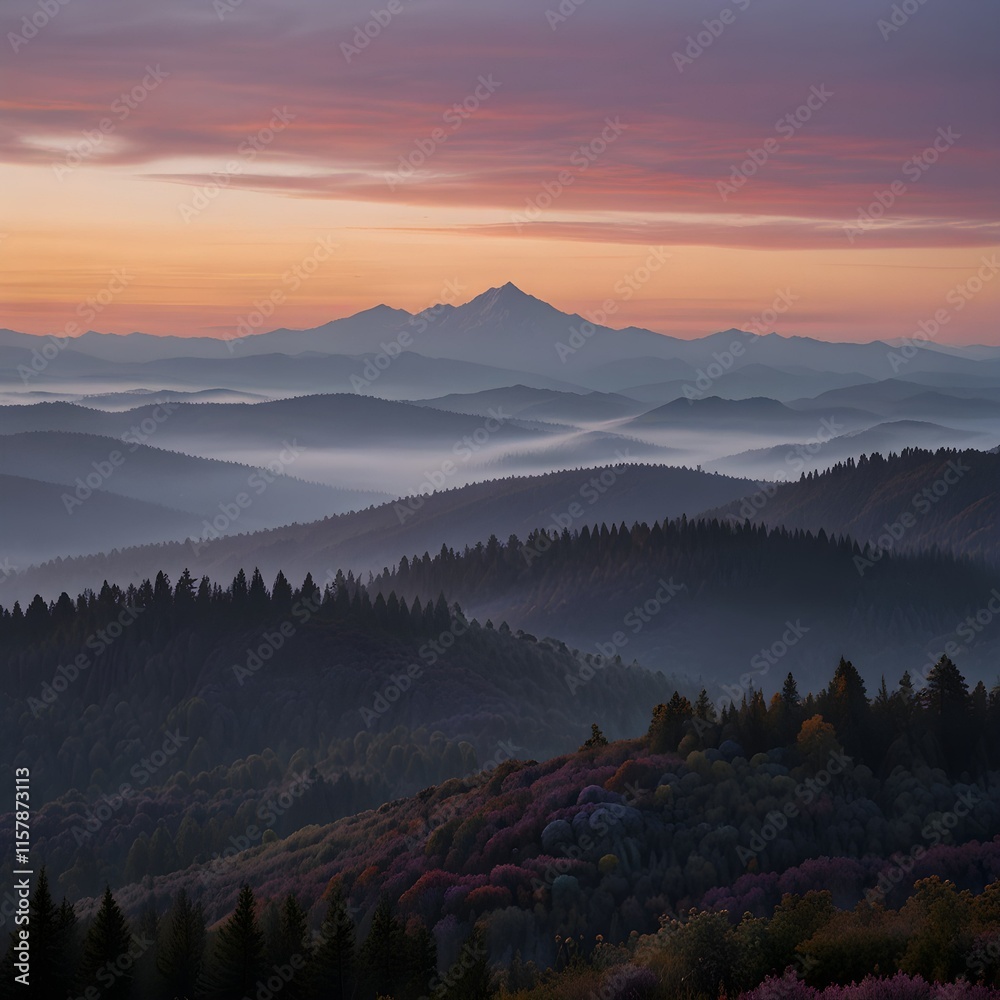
[1,0,998,343]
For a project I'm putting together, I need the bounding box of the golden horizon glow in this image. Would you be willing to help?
[2,1,997,344]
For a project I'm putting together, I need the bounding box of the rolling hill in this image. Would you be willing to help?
[706,447,1000,567]
[0,473,203,566]
[372,515,1000,690]
[1,463,759,603]
[0,430,387,526]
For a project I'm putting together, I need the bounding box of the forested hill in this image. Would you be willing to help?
[5,572,1000,997]
[705,447,1000,567]
[373,516,1000,689]
[0,570,677,899]
[60,658,1000,998]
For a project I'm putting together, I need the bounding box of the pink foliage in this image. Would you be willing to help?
[465,884,512,914]
[740,973,1000,1000]
[739,970,817,999]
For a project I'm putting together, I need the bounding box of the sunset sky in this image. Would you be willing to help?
[2,0,997,343]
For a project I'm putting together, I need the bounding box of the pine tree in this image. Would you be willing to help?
[248,567,269,616]
[153,570,172,605]
[781,672,800,708]
[311,888,356,1000]
[133,899,160,999]
[402,920,437,1000]
[898,670,915,702]
[196,575,213,609]
[203,884,265,1000]
[648,692,693,753]
[408,594,424,630]
[24,594,49,636]
[299,572,319,604]
[233,567,250,600]
[825,657,871,757]
[971,680,989,721]
[272,894,310,999]
[27,867,59,997]
[923,655,972,771]
[440,927,491,1000]
[55,896,79,995]
[694,688,718,722]
[156,887,206,999]
[175,567,197,608]
[874,675,891,709]
[359,897,405,998]
[829,657,867,710]
[433,592,450,633]
[5,869,77,998]
[272,570,293,613]
[78,887,134,1000]
[923,655,969,715]
[580,723,608,751]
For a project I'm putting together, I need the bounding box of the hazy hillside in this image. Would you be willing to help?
[0,341,589,402]
[76,388,270,408]
[789,378,1000,414]
[95,349,586,400]
[0,473,203,566]
[706,448,1000,567]
[0,395,686,495]
[706,422,995,479]
[626,396,876,435]
[412,385,647,423]
[1,463,758,603]
[0,430,387,529]
[373,517,1000,689]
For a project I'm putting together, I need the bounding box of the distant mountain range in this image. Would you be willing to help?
[5,282,1000,396]
[0,346,589,402]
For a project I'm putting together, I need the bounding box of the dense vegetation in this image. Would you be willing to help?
[0,568,675,899]
[3,564,1000,995]
[372,514,1000,687]
[7,868,1000,999]
[144,658,997,960]
[5,658,1000,998]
